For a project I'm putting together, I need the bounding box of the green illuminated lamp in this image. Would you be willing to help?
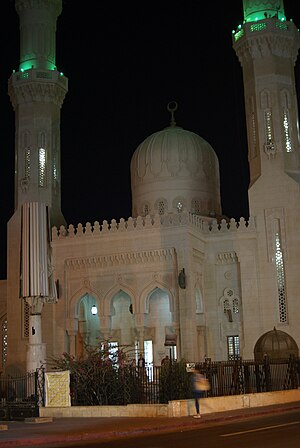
[19,58,57,72]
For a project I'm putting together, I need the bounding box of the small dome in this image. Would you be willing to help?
[130,105,221,218]
[254,327,299,360]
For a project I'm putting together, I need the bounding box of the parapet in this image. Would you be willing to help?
[52,213,256,241]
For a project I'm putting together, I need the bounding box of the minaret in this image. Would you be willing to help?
[232,1,300,355]
[6,0,67,372]
[8,0,68,226]
[233,0,300,191]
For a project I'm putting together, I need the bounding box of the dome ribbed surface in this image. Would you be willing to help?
[254,328,299,360]
[130,125,221,218]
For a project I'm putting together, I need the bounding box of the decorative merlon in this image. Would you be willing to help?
[52,213,256,241]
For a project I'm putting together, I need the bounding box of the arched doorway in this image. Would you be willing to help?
[76,294,100,358]
[145,287,173,365]
[111,290,134,346]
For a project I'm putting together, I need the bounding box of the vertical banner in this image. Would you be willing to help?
[20,202,57,301]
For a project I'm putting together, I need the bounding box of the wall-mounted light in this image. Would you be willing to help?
[178,268,186,289]
[91,305,97,315]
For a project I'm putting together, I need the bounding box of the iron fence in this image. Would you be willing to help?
[0,367,44,420]
[197,356,300,397]
[1,357,299,416]
[70,356,300,406]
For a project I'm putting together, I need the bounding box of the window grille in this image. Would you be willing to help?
[251,111,257,157]
[53,153,57,180]
[143,203,149,216]
[283,109,292,152]
[158,200,166,215]
[1,318,7,367]
[223,299,230,312]
[227,335,240,360]
[264,109,273,143]
[38,147,46,186]
[274,220,287,323]
[176,201,183,213]
[232,298,239,314]
[25,147,31,179]
[23,300,30,338]
[192,199,201,214]
[250,22,267,32]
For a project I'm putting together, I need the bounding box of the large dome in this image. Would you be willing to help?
[130,116,221,218]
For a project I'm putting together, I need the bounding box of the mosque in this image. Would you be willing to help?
[0,0,300,373]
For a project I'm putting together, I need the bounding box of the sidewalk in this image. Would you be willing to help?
[1,401,300,447]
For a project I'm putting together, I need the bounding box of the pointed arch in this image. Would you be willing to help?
[139,280,175,314]
[103,283,136,317]
[69,284,102,318]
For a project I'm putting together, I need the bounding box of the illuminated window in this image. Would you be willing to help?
[227,335,240,360]
[223,299,230,312]
[108,341,118,362]
[283,109,292,152]
[250,22,267,32]
[1,318,7,368]
[176,201,183,213]
[25,147,31,179]
[232,298,239,314]
[264,109,273,144]
[38,147,46,186]
[274,220,287,323]
[250,106,257,158]
[53,153,57,180]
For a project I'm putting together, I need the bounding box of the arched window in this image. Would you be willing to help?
[38,132,47,187]
[155,199,167,215]
[191,198,201,214]
[142,203,150,216]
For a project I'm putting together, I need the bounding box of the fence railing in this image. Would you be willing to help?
[70,356,300,406]
[0,368,44,420]
[197,357,300,397]
[1,357,299,413]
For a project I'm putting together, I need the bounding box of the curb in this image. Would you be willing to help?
[1,404,300,447]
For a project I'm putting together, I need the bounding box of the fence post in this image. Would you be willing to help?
[288,355,298,389]
[263,355,271,391]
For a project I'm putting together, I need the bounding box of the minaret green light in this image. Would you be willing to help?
[16,0,62,71]
[242,0,286,23]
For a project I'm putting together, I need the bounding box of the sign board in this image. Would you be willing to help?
[45,371,71,407]
[164,334,177,346]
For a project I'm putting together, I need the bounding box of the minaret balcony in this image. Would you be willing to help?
[233,18,298,44]
[11,68,67,89]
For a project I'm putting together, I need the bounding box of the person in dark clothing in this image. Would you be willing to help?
[138,354,145,368]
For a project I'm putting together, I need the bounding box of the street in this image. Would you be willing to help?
[38,409,300,448]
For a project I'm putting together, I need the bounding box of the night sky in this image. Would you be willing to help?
[0,0,300,279]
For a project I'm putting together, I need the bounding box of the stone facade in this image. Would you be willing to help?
[1,0,300,372]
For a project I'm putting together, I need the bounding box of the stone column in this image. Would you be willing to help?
[66,317,78,357]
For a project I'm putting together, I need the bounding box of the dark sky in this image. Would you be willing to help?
[1,0,300,279]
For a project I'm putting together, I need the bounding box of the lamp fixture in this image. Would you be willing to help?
[91,305,97,315]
